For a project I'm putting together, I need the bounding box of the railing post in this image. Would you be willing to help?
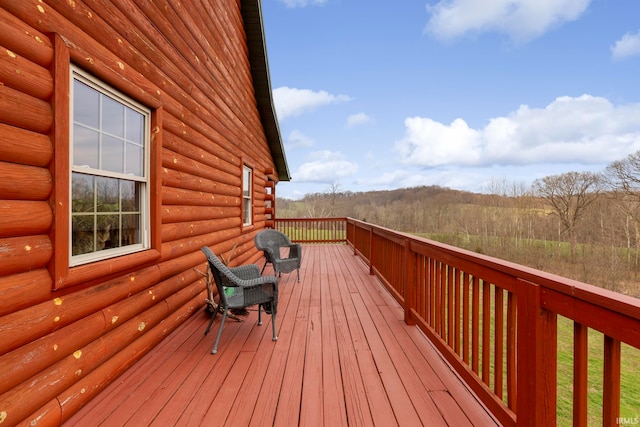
[369,227,375,275]
[404,238,415,325]
[516,279,557,426]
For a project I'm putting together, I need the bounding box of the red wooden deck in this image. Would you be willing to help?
[64,245,498,426]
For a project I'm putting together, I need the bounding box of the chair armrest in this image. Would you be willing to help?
[261,246,280,262]
[286,243,302,259]
[235,274,278,290]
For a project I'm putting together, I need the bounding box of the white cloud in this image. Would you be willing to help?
[611,30,640,60]
[347,112,372,128]
[276,0,327,8]
[273,87,351,120]
[425,0,591,42]
[293,150,359,183]
[359,170,411,186]
[395,94,640,168]
[285,130,314,149]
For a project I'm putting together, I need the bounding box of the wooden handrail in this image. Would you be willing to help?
[277,217,640,426]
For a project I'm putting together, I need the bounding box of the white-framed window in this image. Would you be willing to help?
[242,165,253,226]
[70,66,150,266]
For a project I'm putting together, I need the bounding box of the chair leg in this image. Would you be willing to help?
[261,261,268,274]
[296,268,300,283]
[212,308,229,354]
[271,312,278,341]
[204,307,218,335]
[257,304,263,326]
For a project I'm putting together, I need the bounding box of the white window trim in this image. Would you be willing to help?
[70,66,151,266]
[243,165,253,226]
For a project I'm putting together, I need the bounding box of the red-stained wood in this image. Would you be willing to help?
[0,84,52,134]
[482,281,491,384]
[162,148,240,189]
[0,46,53,100]
[494,287,504,398]
[161,205,240,224]
[0,269,52,317]
[603,336,621,427]
[162,167,239,196]
[0,124,52,167]
[506,291,517,411]
[64,245,496,427]
[0,201,52,238]
[574,322,588,426]
[516,280,557,427]
[462,271,470,364]
[0,162,51,200]
[48,33,70,292]
[0,7,54,68]
[471,276,480,374]
[0,234,51,277]
[0,312,105,396]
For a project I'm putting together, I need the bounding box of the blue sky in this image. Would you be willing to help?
[261,0,640,199]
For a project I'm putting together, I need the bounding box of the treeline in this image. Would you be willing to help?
[277,152,640,298]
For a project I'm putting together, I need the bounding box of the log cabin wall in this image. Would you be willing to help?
[0,1,285,425]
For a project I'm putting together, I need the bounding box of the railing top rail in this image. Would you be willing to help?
[345,217,640,321]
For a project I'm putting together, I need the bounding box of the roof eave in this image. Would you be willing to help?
[240,0,291,182]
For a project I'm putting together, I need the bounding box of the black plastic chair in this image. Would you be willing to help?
[254,229,302,282]
[201,246,278,354]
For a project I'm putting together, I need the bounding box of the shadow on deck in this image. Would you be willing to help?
[65,245,498,426]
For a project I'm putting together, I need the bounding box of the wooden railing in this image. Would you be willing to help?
[277,217,640,426]
[273,217,347,243]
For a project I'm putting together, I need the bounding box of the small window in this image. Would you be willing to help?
[242,165,253,226]
[70,67,150,266]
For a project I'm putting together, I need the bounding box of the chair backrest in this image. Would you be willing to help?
[201,246,235,307]
[254,229,291,258]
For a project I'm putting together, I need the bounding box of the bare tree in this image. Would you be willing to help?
[605,150,640,270]
[532,171,602,259]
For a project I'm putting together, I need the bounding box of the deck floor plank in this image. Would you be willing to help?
[64,245,498,426]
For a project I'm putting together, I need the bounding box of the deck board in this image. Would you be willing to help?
[64,245,499,426]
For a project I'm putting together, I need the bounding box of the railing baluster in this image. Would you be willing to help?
[463,272,470,364]
[482,280,491,385]
[447,266,456,347]
[506,291,516,411]
[603,335,621,427]
[454,268,461,355]
[495,287,504,398]
[573,322,588,427]
[472,276,480,374]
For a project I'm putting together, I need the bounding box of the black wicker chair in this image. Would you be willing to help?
[201,246,278,354]
[254,229,302,282]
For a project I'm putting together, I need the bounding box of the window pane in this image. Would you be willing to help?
[72,216,112,255]
[73,125,99,168]
[99,215,118,249]
[243,168,250,192]
[96,177,119,212]
[74,80,99,128]
[102,135,124,173]
[72,173,94,213]
[126,109,144,143]
[121,214,140,246]
[126,142,143,176]
[72,215,95,255]
[121,181,139,212]
[102,96,124,137]
[243,200,251,224]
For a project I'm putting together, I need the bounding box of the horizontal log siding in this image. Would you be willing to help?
[0,0,279,425]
